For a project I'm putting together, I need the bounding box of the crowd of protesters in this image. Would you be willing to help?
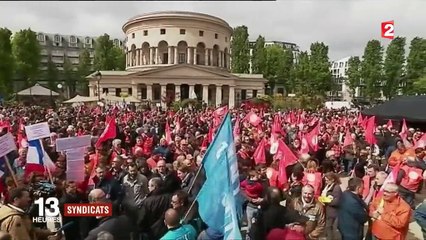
[0,103,424,240]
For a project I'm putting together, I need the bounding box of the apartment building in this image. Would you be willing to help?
[36,32,124,73]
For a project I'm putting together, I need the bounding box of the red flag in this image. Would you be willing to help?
[376,163,401,198]
[253,138,266,165]
[244,111,262,127]
[343,130,354,147]
[233,117,241,140]
[95,119,117,148]
[414,133,426,149]
[300,135,310,155]
[213,106,228,118]
[365,116,377,145]
[357,113,363,126]
[399,119,412,147]
[165,120,172,144]
[275,139,298,184]
[272,114,285,136]
[306,124,320,152]
[386,119,393,130]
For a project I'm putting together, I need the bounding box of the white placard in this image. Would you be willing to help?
[66,171,85,182]
[0,133,17,157]
[66,147,86,161]
[66,161,85,171]
[25,122,51,141]
[56,135,91,152]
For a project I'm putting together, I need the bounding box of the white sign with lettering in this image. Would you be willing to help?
[25,122,51,141]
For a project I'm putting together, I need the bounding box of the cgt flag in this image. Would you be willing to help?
[197,113,243,240]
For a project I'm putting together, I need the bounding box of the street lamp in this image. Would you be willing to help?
[94,71,102,101]
[57,83,63,98]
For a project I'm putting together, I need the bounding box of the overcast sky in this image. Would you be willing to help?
[0,0,425,60]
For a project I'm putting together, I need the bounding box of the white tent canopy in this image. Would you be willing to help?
[63,95,98,103]
[17,84,59,96]
[102,94,141,103]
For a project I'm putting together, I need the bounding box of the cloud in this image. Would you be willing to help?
[0,0,424,60]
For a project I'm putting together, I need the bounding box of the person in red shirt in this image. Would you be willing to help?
[241,170,264,232]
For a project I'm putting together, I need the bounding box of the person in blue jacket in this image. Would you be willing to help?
[161,208,197,240]
[337,177,369,240]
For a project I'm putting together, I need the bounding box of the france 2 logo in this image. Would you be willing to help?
[381,20,394,39]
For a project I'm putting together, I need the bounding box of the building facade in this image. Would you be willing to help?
[87,11,267,108]
[36,32,124,71]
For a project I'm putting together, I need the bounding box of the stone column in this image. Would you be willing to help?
[168,47,172,64]
[193,48,197,65]
[125,52,129,66]
[216,85,222,106]
[175,84,181,101]
[189,85,195,99]
[146,84,153,101]
[155,47,159,64]
[160,84,167,109]
[132,84,138,98]
[185,48,190,64]
[218,51,222,68]
[229,86,235,108]
[149,48,154,65]
[202,84,208,104]
[174,47,178,64]
[204,49,209,66]
[209,49,213,66]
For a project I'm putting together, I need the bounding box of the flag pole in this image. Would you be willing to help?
[4,155,18,187]
[39,139,54,184]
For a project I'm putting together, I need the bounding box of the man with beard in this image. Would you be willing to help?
[290,185,325,239]
[122,163,149,217]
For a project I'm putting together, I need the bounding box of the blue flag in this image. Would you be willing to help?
[197,113,243,240]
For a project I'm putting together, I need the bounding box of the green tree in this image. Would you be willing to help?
[309,42,332,95]
[263,45,286,91]
[94,34,116,70]
[251,35,266,74]
[361,40,383,102]
[382,37,406,99]
[0,28,14,98]
[294,51,312,95]
[63,57,77,97]
[111,46,125,70]
[346,56,362,98]
[12,28,41,87]
[404,37,426,94]
[413,75,426,94]
[77,48,92,95]
[230,26,250,73]
[46,58,58,90]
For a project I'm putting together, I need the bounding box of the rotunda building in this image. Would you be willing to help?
[87,11,266,109]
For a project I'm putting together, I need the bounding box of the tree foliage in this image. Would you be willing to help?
[63,57,77,96]
[251,35,266,74]
[346,56,362,97]
[361,40,383,101]
[413,75,426,94]
[263,45,292,91]
[230,26,250,73]
[309,42,332,95]
[46,58,58,90]
[294,51,311,95]
[404,37,426,95]
[93,34,123,71]
[382,37,406,99]
[77,48,92,95]
[12,28,41,87]
[0,28,14,98]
